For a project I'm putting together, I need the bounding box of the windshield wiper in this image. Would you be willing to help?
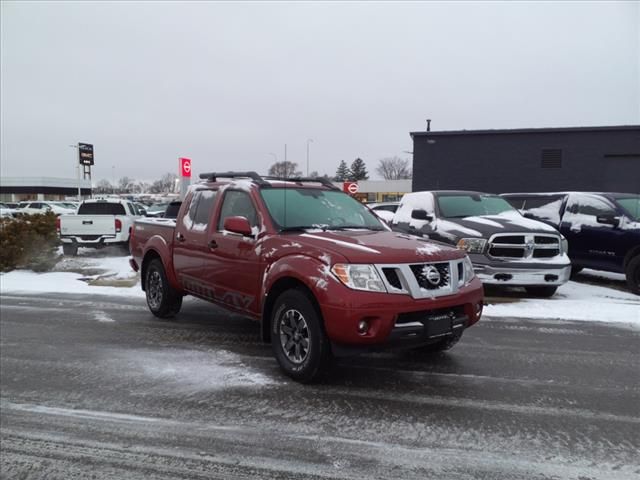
[279,226,317,232]
[326,225,385,231]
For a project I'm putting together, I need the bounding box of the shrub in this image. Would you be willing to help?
[0,213,60,272]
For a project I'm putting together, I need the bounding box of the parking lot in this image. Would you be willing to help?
[1,249,639,480]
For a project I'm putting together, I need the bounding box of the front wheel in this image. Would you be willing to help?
[625,256,640,295]
[525,286,558,298]
[145,258,182,318]
[271,289,331,383]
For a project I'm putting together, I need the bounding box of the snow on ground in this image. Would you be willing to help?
[1,249,638,327]
[0,247,143,298]
[483,280,639,327]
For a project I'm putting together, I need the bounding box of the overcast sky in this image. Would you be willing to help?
[1,1,638,183]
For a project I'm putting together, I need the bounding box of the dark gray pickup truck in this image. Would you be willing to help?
[391,191,571,297]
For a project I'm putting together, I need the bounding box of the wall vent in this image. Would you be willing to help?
[541,149,562,168]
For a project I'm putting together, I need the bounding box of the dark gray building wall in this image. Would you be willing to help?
[411,126,640,194]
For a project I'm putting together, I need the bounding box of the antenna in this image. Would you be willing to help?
[426,119,432,132]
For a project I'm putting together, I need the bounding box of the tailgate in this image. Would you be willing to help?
[60,215,116,236]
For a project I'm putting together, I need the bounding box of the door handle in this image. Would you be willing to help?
[208,239,218,249]
[176,233,186,242]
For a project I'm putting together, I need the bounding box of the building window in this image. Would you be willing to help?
[541,149,562,168]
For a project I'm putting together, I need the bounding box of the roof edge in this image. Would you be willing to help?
[410,125,640,138]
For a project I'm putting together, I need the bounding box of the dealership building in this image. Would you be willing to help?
[411,125,640,194]
[0,177,92,202]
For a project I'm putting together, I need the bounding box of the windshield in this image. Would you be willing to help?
[261,188,385,230]
[614,195,640,221]
[437,194,516,218]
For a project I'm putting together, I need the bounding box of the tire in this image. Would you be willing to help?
[145,258,183,318]
[62,244,78,256]
[625,256,640,295]
[271,289,331,383]
[525,286,558,298]
[414,330,463,354]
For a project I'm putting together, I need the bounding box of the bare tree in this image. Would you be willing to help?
[118,176,135,193]
[150,173,178,193]
[375,157,412,180]
[93,179,113,194]
[268,161,302,178]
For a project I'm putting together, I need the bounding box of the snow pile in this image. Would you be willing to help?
[484,281,640,327]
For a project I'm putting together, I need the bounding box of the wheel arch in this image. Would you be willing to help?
[623,245,640,269]
[141,249,162,291]
[261,277,323,343]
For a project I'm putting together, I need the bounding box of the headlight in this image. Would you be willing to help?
[456,238,487,254]
[331,264,387,292]
[463,256,475,284]
[560,236,569,254]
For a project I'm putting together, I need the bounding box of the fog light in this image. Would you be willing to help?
[357,320,369,334]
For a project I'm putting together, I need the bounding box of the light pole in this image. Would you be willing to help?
[112,165,116,194]
[68,144,80,200]
[306,138,313,176]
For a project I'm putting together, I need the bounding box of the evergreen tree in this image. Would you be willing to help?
[334,160,351,181]
[349,158,369,181]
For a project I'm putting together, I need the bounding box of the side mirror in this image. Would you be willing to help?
[223,216,253,236]
[411,209,433,221]
[596,215,620,227]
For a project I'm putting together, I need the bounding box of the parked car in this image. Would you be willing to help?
[367,201,400,224]
[133,202,148,216]
[130,172,484,382]
[0,202,18,218]
[19,201,75,216]
[391,191,571,297]
[502,192,640,294]
[57,198,140,255]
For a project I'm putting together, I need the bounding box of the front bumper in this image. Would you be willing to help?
[473,263,571,286]
[321,277,484,349]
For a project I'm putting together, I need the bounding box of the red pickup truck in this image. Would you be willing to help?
[130,172,484,382]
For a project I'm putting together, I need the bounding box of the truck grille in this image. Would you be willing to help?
[409,262,450,290]
[488,234,560,259]
[375,259,466,299]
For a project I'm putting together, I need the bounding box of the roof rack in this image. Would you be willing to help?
[199,171,339,190]
[263,176,340,191]
[198,171,269,186]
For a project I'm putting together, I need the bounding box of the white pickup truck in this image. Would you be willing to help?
[57,198,140,255]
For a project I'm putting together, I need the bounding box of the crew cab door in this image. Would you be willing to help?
[202,190,262,315]
[173,190,217,293]
[561,194,624,270]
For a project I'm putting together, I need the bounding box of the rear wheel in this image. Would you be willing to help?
[271,289,331,383]
[145,258,182,318]
[525,286,558,298]
[62,244,78,256]
[625,256,640,295]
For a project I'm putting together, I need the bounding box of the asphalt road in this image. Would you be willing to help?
[1,292,638,480]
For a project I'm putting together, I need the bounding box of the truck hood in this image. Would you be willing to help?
[287,230,464,264]
[436,211,560,239]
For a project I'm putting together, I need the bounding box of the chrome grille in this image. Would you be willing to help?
[488,234,560,259]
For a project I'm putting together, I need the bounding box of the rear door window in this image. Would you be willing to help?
[191,191,217,230]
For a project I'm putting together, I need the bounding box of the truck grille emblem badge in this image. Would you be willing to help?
[423,265,441,286]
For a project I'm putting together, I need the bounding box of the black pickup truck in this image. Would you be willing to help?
[502,192,640,294]
[391,191,571,297]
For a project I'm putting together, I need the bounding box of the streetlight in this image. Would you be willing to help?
[306,139,313,176]
[68,144,81,200]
